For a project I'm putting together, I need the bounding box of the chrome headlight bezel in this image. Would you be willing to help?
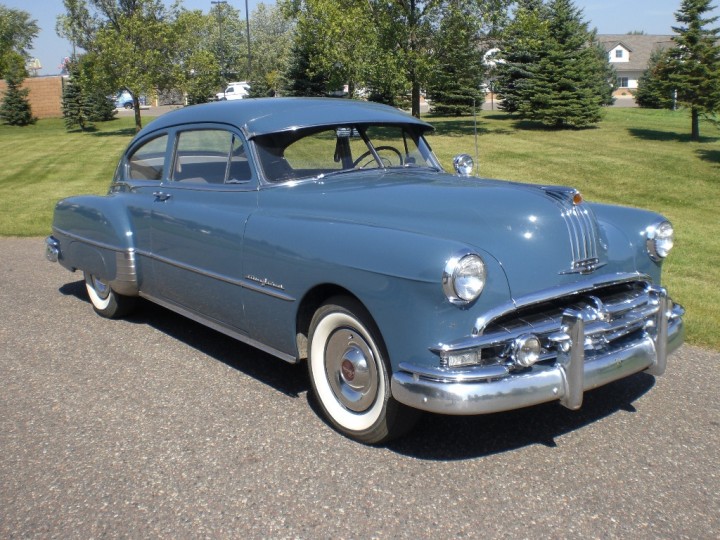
[646,220,674,262]
[452,154,474,177]
[443,250,487,305]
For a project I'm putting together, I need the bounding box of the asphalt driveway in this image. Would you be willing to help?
[1,237,717,538]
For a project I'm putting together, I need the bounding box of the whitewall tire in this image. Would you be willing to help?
[84,272,136,319]
[308,296,419,444]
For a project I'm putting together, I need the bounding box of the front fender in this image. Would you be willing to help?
[590,203,668,284]
[242,213,511,369]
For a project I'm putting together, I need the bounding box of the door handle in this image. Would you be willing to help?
[153,191,171,202]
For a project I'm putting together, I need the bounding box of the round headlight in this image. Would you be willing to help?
[443,252,486,304]
[646,221,674,262]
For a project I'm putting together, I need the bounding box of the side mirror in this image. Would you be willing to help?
[453,154,474,177]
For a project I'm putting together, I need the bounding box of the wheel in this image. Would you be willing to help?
[308,296,420,444]
[84,272,136,319]
[352,146,403,168]
[124,102,133,109]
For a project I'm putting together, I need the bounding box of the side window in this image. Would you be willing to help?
[127,134,168,181]
[173,129,250,185]
[227,135,252,183]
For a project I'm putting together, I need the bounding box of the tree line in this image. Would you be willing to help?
[1,0,718,139]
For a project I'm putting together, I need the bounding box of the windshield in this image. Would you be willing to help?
[253,124,441,183]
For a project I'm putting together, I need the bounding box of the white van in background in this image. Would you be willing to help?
[215,82,251,101]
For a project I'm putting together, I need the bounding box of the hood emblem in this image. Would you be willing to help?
[561,257,606,275]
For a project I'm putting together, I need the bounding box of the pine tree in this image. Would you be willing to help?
[520,0,612,127]
[86,90,116,122]
[427,1,486,116]
[635,48,675,109]
[284,37,328,97]
[62,69,92,131]
[496,0,550,113]
[665,0,720,140]
[0,56,35,126]
[62,56,116,131]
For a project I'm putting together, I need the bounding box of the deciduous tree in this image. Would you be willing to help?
[282,0,375,98]
[0,5,38,78]
[57,0,178,132]
[247,2,293,97]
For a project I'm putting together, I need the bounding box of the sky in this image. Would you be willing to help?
[2,0,710,76]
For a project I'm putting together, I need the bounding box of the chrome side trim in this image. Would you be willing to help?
[53,227,294,301]
[52,228,139,294]
[139,291,299,364]
[137,250,296,302]
[52,227,134,255]
[112,250,138,296]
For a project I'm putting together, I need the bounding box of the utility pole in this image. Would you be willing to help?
[211,0,228,88]
[245,0,252,80]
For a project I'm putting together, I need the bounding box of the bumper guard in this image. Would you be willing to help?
[391,297,684,415]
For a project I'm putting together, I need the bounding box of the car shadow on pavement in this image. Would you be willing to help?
[386,373,655,460]
[59,278,656,460]
[58,279,308,399]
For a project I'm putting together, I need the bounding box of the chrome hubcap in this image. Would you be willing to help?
[90,275,110,300]
[325,328,378,412]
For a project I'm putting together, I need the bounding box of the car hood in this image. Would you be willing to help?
[262,170,638,299]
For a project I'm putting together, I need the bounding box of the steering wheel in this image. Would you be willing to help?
[352,146,403,168]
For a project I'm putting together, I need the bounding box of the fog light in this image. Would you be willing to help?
[446,349,481,368]
[513,335,542,367]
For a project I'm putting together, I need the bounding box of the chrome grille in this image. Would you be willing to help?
[481,281,660,363]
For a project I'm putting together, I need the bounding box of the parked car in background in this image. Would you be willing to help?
[45,98,684,444]
[215,81,250,101]
[114,90,147,110]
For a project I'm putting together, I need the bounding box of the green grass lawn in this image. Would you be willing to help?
[1,108,718,349]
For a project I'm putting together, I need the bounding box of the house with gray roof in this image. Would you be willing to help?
[597,35,675,95]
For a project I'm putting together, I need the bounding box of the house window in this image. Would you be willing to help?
[615,49,624,59]
[618,77,629,88]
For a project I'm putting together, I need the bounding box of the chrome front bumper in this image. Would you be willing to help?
[45,236,60,262]
[391,302,684,416]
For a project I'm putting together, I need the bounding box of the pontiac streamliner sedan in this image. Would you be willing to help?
[46,98,684,443]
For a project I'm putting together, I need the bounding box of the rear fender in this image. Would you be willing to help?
[52,195,139,296]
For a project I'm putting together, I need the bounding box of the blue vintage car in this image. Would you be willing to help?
[46,98,684,443]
